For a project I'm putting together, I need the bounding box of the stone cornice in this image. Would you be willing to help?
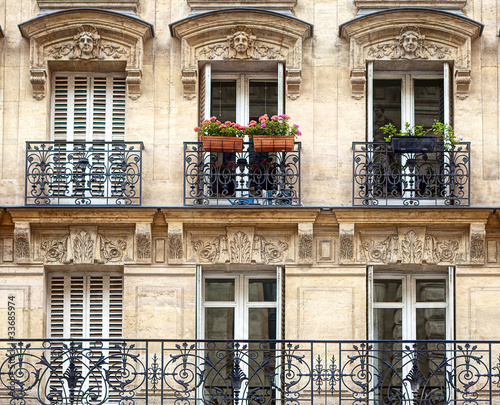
[7,208,158,225]
[333,208,493,225]
[161,208,321,225]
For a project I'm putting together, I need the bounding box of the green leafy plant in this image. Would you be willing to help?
[244,114,301,137]
[194,116,246,138]
[380,120,462,150]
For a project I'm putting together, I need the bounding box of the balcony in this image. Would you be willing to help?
[184,141,301,206]
[2,339,500,405]
[353,142,470,206]
[25,141,143,206]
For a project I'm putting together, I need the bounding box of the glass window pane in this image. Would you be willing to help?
[414,79,444,127]
[205,308,234,339]
[249,308,277,340]
[416,308,446,340]
[249,80,278,121]
[373,308,402,340]
[211,80,237,122]
[205,279,235,301]
[416,280,446,302]
[373,79,401,142]
[373,280,402,303]
[249,279,277,302]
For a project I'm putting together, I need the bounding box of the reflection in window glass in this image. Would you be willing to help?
[416,280,446,302]
[205,308,234,340]
[414,79,444,128]
[205,279,235,301]
[211,80,237,122]
[373,280,402,303]
[249,81,278,121]
[373,79,401,143]
[249,279,277,302]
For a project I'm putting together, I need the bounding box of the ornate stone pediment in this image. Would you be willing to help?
[170,9,312,100]
[19,9,153,100]
[340,9,482,99]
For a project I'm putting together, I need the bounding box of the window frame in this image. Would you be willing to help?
[368,266,454,341]
[367,62,451,142]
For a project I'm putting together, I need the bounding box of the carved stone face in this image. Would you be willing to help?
[233,32,249,55]
[78,33,95,55]
[401,32,420,54]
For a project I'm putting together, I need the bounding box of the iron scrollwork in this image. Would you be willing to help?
[0,339,499,405]
[184,141,300,206]
[25,141,143,205]
[352,142,470,206]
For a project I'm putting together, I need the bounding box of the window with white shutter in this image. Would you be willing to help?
[50,73,127,201]
[51,73,126,143]
[48,273,123,403]
[49,273,123,339]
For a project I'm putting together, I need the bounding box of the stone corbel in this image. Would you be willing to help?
[126,69,142,101]
[30,69,47,101]
[181,69,198,100]
[14,223,31,264]
[298,222,313,264]
[168,223,184,263]
[339,223,355,264]
[455,69,471,100]
[19,9,154,100]
[470,223,485,264]
[286,70,302,100]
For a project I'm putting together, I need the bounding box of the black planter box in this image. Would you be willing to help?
[390,135,437,153]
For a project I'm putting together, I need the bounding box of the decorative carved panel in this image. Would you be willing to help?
[340,9,482,99]
[72,230,96,264]
[170,11,312,100]
[19,9,153,99]
[98,235,127,263]
[41,236,69,264]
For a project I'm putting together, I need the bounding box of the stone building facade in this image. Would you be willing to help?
[0,0,500,403]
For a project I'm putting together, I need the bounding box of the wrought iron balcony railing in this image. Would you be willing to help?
[184,141,301,206]
[353,142,470,206]
[25,141,143,205]
[1,339,500,405]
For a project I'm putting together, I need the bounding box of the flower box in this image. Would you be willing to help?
[390,135,437,153]
[202,136,243,152]
[252,135,295,152]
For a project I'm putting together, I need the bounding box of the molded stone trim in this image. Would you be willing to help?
[339,8,482,99]
[354,0,466,9]
[19,9,153,99]
[170,8,312,100]
[187,0,297,11]
[37,0,139,10]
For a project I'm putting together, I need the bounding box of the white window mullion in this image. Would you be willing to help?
[367,62,374,142]
[238,73,246,124]
[404,74,413,126]
[277,63,284,116]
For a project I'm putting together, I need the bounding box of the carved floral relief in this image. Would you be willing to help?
[137,234,151,260]
[253,235,288,264]
[192,236,227,264]
[168,234,183,260]
[46,25,128,61]
[15,232,30,261]
[367,26,451,60]
[41,236,69,263]
[99,235,127,263]
[470,233,485,263]
[299,234,313,261]
[73,230,95,264]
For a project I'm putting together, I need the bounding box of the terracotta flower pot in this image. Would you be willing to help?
[252,135,295,152]
[202,136,243,152]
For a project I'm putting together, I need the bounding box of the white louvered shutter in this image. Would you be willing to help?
[49,274,123,339]
[49,274,123,403]
[52,74,126,143]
